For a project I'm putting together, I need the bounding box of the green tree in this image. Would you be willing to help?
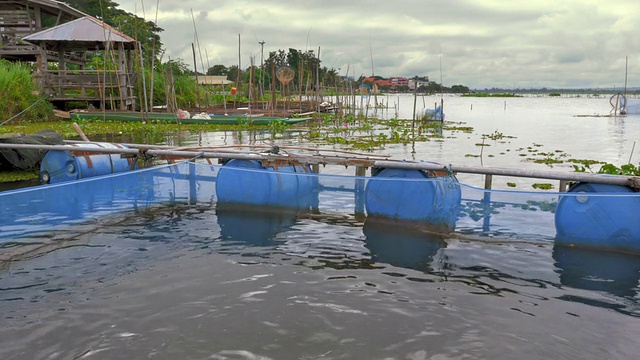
[227,65,243,85]
[207,65,228,76]
[450,85,470,93]
[324,68,339,87]
[265,48,323,89]
[64,0,120,20]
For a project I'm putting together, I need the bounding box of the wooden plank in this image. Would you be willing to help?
[49,84,121,89]
[0,48,39,55]
[0,12,32,18]
[47,70,121,74]
[49,96,133,102]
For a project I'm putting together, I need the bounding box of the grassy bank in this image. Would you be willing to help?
[0,60,54,123]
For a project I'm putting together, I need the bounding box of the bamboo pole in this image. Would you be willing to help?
[3,142,640,188]
[64,140,393,158]
[72,123,90,142]
[316,47,321,112]
[236,33,241,109]
[369,41,378,114]
[298,60,303,113]
[271,62,276,116]
[138,42,149,116]
[249,56,254,117]
[191,43,201,110]
[149,0,161,112]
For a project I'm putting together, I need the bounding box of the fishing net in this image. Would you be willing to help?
[0,129,64,170]
[275,66,295,84]
[1,161,639,253]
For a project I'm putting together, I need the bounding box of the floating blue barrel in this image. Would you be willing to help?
[364,166,461,228]
[555,182,640,252]
[215,159,317,209]
[40,142,136,184]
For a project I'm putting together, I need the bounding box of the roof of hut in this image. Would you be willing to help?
[0,0,87,19]
[22,16,137,50]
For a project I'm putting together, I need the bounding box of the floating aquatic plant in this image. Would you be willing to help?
[532,183,554,190]
[482,130,516,141]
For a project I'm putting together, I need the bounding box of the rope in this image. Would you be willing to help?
[0,94,49,126]
[187,151,206,163]
[444,164,457,189]
[137,148,155,162]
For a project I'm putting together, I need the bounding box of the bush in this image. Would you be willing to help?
[0,60,53,123]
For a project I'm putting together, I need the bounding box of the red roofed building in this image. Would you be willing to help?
[390,77,409,87]
[375,79,393,87]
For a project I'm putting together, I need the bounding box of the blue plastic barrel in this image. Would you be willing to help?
[215,159,317,209]
[364,166,461,228]
[40,142,136,184]
[555,182,640,252]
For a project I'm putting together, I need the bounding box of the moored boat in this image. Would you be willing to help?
[56,110,312,125]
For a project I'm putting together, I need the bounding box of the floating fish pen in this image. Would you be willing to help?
[1,141,640,254]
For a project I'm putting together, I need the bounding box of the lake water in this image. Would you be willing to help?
[2,95,640,359]
[168,93,640,189]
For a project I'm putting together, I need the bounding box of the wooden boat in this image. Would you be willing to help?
[55,110,312,125]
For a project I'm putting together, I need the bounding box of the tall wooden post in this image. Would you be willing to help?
[192,43,201,110]
[118,43,128,110]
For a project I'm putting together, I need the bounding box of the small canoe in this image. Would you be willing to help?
[58,111,312,125]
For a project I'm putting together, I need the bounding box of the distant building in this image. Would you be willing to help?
[390,77,409,87]
[374,79,393,87]
[191,76,234,86]
[408,79,429,90]
[362,77,377,84]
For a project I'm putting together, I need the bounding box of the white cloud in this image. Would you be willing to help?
[118,0,640,89]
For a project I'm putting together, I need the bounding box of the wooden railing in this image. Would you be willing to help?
[37,70,136,102]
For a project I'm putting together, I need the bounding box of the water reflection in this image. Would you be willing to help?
[553,245,640,299]
[215,203,298,247]
[362,219,445,272]
[609,117,627,158]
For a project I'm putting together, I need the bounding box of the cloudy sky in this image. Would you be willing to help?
[117,0,639,89]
